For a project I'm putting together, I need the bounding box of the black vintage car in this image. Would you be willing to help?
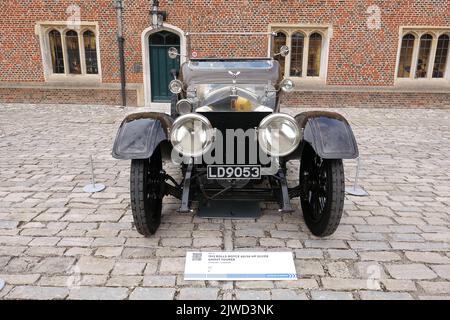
[112,32,358,237]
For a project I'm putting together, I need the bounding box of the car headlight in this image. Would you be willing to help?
[258,113,300,156]
[280,78,295,92]
[170,114,214,157]
[169,79,183,94]
[176,99,193,115]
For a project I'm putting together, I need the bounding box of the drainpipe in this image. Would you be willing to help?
[114,0,126,106]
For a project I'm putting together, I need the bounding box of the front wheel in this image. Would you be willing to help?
[300,145,345,237]
[130,148,163,236]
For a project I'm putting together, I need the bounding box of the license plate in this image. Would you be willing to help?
[207,165,261,180]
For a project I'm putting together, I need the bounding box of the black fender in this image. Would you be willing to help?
[112,112,173,160]
[295,111,359,159]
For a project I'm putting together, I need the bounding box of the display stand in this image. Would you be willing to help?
[345,157,369,196]
[83,155,106,193]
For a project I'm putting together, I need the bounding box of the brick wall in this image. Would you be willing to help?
[281,91,450,109]
[0,0,449,107]
[3,87,448,109]
[0,0,118,83]
[157,0,450,86]
[0,87,137,106]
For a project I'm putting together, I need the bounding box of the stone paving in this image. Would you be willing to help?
[0,103,449,300]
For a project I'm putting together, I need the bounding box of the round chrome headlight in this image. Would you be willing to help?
[176,99,193,115]
[169,79,183,94]
[258,113,300,156]
[280,78,295,92]
[170,114,214,157]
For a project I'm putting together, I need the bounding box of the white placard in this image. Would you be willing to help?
[184,251,297,281]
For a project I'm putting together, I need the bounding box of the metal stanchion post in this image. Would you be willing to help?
[83,155,106,193]
[345,157,369,196]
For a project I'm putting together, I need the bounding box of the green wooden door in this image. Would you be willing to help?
[150,31,180,102]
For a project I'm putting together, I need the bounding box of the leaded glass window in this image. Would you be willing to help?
[397,34,415,78]
[290,32,304,77]
[433,34,449,78]
[274,32,287,76]
[83,30,98,74]
[307,33,322,77]
[66,30,81,74]
[49,30,64,74]
[416,34,432,78]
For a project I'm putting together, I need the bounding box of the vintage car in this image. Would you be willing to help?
[112,32,359,237]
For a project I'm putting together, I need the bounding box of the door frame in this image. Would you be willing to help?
[142,24,186,107]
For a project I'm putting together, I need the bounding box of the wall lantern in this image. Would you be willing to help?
[151,0,167,28]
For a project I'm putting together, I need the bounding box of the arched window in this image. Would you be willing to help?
[149,31,180,46]
[166,33,180,46]
[66,30,81,74]
[416,34,433,78]
[49,30,64,74]
[83,30,98,74]
[273,32,287,75]
[307,33,322,77]
[149,33,165,45]
[433,34,449,78]
[290,32,304,77]
[45,25,100,78]
[397,34,415,78]
[271,27,330,78]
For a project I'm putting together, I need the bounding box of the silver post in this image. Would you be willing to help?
[83,155,106,193]
[0,278,5,291]
[90,155,96,186]
[354,156,361,188]
[345,156,369,196]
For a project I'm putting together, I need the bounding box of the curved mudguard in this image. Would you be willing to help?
[295,111,359,159]
[112,112,173,160]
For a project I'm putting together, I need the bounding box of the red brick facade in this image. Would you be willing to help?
[0,1,449,107]
[0,87,137,106]
[281,91,450,109]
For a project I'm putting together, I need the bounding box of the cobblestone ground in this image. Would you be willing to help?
[0,103,449,300]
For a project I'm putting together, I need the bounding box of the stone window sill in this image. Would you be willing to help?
[46,74,101,85]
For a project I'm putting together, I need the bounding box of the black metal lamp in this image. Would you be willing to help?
[151,0,167,28]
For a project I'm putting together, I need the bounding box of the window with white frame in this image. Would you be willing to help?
[39,24,100,79]
[397,29,450,80]
[272,26,329,79]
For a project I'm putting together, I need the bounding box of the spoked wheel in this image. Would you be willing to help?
[300,144,345,237]
[130,147,163,236]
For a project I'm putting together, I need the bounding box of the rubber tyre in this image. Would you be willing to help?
[130,149,163,236]
[300,146,345,237]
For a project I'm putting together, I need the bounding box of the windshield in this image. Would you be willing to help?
[181,59,280,86]
[186,32,275,59]
[188,60,274,70]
